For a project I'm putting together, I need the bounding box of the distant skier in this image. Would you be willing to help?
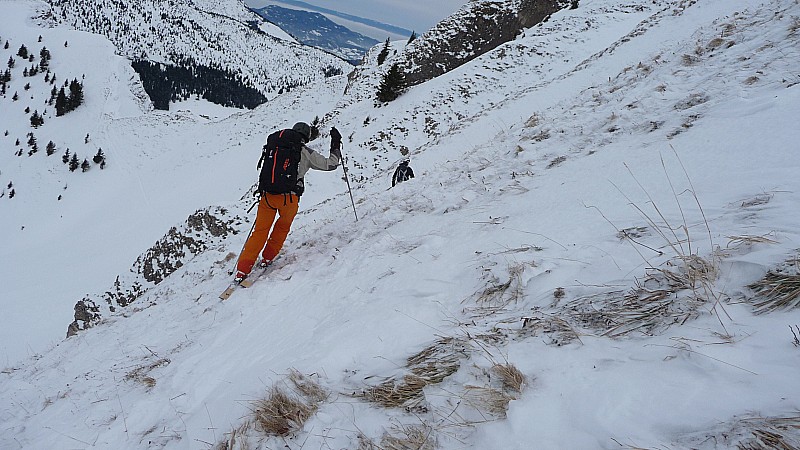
[234,123,342,282]
[392,159,414,187]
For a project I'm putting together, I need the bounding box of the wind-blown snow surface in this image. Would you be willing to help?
[2,0,800,448]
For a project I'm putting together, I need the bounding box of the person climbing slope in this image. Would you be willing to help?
[235,122,342,282]
[392,159,414,187]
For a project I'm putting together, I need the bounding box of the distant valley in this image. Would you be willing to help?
[251,4,379,64]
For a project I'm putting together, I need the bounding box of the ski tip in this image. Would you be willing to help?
[219,286,236,300]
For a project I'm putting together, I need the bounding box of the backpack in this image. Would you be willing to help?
[258,129,305,196]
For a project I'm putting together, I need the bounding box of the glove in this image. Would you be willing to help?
[330,127,342,159]
[330,127,342,147]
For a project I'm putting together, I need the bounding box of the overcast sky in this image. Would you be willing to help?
[245,0,469,36]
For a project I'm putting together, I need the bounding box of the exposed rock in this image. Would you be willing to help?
[66,206,244,337]
[401,0,570,87]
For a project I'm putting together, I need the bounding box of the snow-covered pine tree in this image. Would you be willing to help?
[377,38,390,65]
[376,63,406,103]
[69,153,79,171]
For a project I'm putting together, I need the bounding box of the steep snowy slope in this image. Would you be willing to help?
[2,0,800,449]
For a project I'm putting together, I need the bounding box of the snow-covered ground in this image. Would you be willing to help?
[2,0,800,448]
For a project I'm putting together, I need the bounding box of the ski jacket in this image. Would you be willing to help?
[289,144,340,196]
[392,163,415,187]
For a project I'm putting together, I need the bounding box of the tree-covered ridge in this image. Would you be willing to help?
[131,60,268,110]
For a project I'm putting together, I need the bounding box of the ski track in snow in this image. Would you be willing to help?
[2,0,800,448]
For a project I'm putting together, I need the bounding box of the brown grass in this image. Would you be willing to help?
[702,413,800,450]
[492,363,526,394]
[463,386,514,418]
[726,235,778,247]
[563,256,717,338]
[288,369,329,404]
[381,424,436,450]
[359,338,467,410]
[252,387,316,436]
[124,357,170,389]
[520,312,581,345]
[748,257,800,314]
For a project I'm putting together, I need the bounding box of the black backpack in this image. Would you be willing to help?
[258,129,304,196]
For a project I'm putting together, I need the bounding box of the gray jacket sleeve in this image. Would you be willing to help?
[299,146,340,176]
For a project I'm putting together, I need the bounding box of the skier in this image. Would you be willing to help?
[392,159,414,187]
[235,122,342,282]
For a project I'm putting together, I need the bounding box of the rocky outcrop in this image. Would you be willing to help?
[401,0,571,86]
[65,206,245,337]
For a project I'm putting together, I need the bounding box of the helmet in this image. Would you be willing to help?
[292,122,311,142]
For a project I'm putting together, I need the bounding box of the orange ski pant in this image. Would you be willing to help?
[237,193,299,275]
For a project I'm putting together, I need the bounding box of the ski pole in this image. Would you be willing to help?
[340,143,359,222]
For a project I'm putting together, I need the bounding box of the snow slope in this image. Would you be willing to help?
[2,0,800,448]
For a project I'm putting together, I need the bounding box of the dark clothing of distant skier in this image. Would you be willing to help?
[392,161,414,187]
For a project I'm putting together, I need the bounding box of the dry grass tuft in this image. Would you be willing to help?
[288,369,329,404]
[563,255,718,338]
[360,338,468,410]
[707,37,726,49]
[687,413,800,450]
[681,54,701,65]
[791,17,800,35]
[381,424,436,450]
[547,155,567,169]
[470,263,527,318]
[463,386,514,418]
[125,357,170,389]
[492,363,526,394]
[253,387,316,436]
[520,312,581,345]
[748,257,800,314]
[726,234,778,247]
[215,421,253,450]
[240,369,329,439]
[362,375,430,410]
[524,113,541,128]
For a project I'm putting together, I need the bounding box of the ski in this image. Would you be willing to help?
[218,258,280,300]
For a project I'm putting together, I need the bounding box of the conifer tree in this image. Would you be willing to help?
[68,78,83,110]
[377,38,391,65]
[407,31,417,44]
[39,47,50,70]
[17,45,28,59]
[7,56,14,69]
[30,110,44,128]
[69,153,79,172]
[55,87,67,116]
[3,40,9,50]
[62,148,70,164]
[81,159,90,172]
[46,141,56,156]
[92,148,105,164]
[376,63,406,103]
[12,91,18,101]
